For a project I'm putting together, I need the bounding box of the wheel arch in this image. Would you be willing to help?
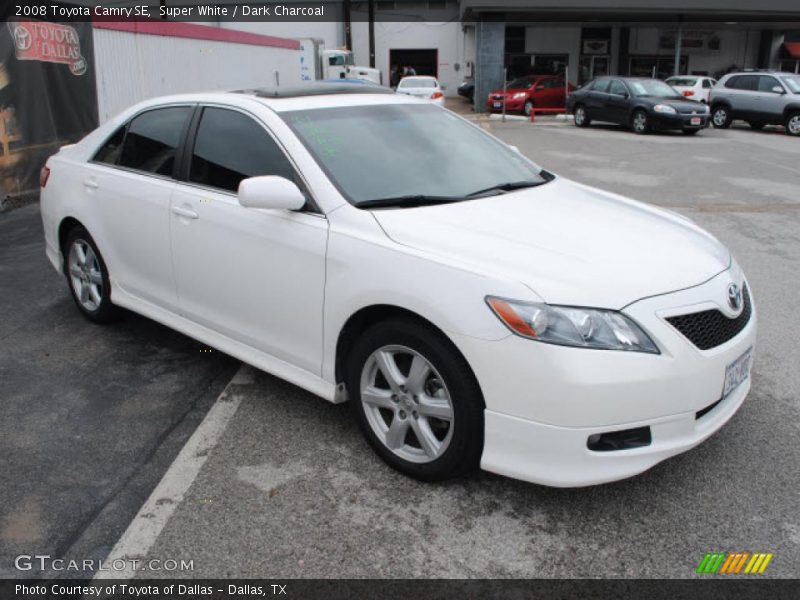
[782,104,800,119]
[58,216,86,257]
[334,303,483,405]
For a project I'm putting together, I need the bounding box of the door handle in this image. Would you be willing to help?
[171,206,199,220]
[83,178,99,189]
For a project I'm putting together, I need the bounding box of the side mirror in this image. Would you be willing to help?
[771,85,785,94]
[238,176,306,211]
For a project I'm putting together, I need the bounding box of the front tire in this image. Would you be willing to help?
[64,226,121,323]
[786,112,800,137]
[523,100,534,117]
[346,319,484,482]
[711,105,732,129]
[631,109,650,134]
[574,104,590,127]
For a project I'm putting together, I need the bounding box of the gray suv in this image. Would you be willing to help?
[709,71,800,136]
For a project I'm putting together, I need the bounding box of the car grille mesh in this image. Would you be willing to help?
[666,285,752,350]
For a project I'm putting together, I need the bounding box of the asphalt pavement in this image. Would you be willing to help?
[0,204,239,578]
[110,116,800,578]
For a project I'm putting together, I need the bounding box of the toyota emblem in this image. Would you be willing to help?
[727,283,743,312]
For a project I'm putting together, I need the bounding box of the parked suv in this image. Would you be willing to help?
[709,71,800,135]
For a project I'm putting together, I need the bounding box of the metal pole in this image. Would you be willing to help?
[368,0,376,68]
[502,68,507,122]
[674,21,683,76]
[564,64,569,113]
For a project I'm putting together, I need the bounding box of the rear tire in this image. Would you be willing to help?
[786,112,800,137]
[711,105,732,129]
[631,109,650,134]
[64,226,121,324]
[346,319,484,482]
[573,104,590,127]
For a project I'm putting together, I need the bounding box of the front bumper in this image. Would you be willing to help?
[486,98,524,112]
[450,267,756,487]
[651,111,710,130]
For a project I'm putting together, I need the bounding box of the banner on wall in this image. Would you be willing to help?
[0,19,97,202]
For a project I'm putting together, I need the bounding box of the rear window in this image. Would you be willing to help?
[667,77,697,86]
[118,107,192,176]
[399,78,436,88]
[725,75,758,91]
[590,79,610,92]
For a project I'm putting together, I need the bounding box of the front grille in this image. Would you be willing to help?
[666,285,751,350]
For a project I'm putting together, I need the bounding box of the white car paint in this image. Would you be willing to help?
[666,76,717,103]
[40,91,756,487]
[396,76,445,106]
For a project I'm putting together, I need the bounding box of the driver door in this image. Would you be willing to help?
[169,106,328,374]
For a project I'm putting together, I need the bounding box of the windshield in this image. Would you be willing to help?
[506,76,536,89]
[281,104,546,206]
[782,75,800,93]
[628,80,682,98]
[667,77,697,86]
[328,53,355,67]
[399,78,436,88]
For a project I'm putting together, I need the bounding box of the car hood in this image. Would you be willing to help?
[645,97,705,111]
[490,87,528,96]
[372,178,730,308]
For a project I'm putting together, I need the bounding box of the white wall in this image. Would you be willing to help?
[93,28,301,122]
[219,21,343,49]
[350,21,468,95]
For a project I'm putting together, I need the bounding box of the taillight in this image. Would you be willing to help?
[431,91,444,99]
[683,90,694,97]
[40,165,51,188]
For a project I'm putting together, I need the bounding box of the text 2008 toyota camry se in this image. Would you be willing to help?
[40,84,756,487]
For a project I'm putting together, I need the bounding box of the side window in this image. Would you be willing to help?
[591,79,610,93]
[702,79,713,89]
[189,107,297,193]
[725,75,741,89]
[758,76,781,93]
[737,75,759,91]
[93,125,125,165]
[608,80,627,96]
[119,107,191,176]
[544,79,562,89]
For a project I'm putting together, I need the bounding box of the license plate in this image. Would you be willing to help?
[494,102,502,108]
[690,117,702,125]
[723,347,753,398]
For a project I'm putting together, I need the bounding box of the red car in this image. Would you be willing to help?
[486,75,576,116]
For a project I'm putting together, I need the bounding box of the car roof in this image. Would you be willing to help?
[234,82,395,98]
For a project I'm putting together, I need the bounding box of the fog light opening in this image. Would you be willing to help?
[587,426,652,452]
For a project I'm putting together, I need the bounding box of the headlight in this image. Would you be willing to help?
[653,104,677,114]
[486,297,659,354]
[513,92,527,99]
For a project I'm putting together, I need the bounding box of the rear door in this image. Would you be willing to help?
[603,80,631,124]
[169,105,328,373]
[586,78,610,119]
[727,75,760,116]
[85,105,193,311]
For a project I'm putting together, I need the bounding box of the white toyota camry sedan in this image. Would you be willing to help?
[40,84,756,487]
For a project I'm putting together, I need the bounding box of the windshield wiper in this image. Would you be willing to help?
[354,194,462,209]
[465,179,547,198]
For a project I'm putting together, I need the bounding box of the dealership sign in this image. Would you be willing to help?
[7,20,87,75]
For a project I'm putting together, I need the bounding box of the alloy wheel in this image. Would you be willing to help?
[633,112,648,133]
[359,345,454,463]
[713,109,727,127]
[68,239,103,311]
[788,114,800,136]
[575,107,585,125]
